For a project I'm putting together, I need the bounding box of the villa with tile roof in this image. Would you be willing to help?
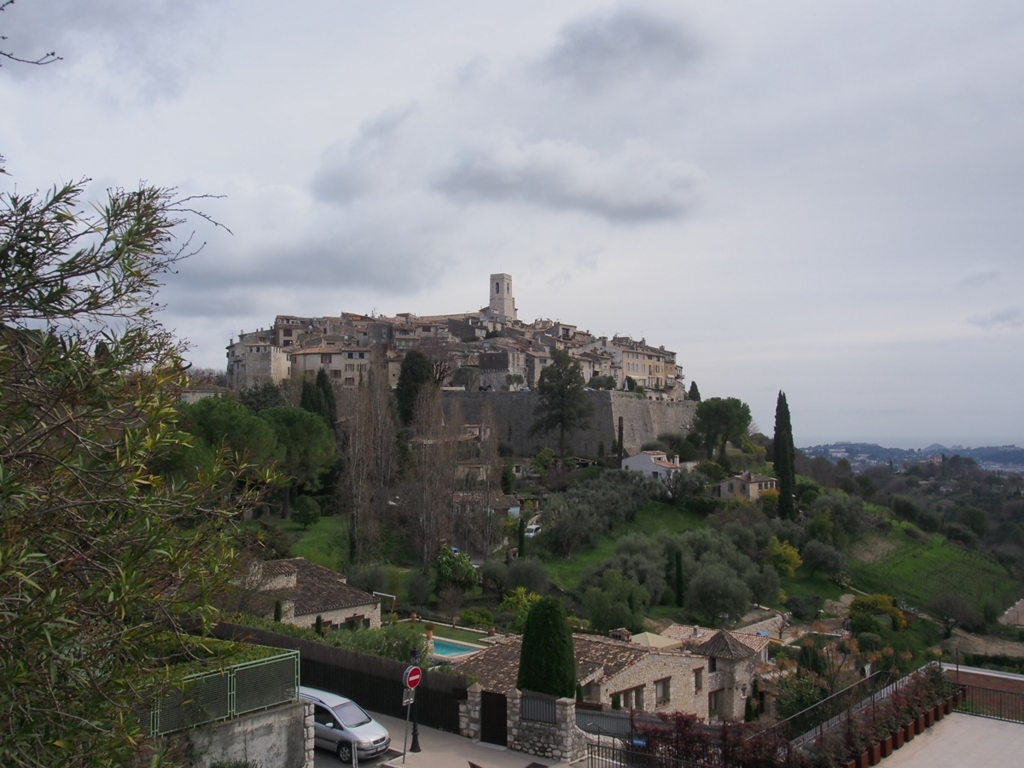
[256,557,381,631]
[455,632,712,717]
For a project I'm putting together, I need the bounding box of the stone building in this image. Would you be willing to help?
[718,471,779,501]
[256,558,381,631]
[454,633,711,718]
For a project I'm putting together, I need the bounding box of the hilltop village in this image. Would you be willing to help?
[227,272,682,397]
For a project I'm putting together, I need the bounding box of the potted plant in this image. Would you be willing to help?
[843,711,870,768]
[424,622,434,640]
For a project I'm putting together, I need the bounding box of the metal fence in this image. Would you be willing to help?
[144,649,299,736]
[214,622,469,733]
[522,690,557,724]
[587,741,714,768]
[576,708,669,739]
[957,685,1024,724]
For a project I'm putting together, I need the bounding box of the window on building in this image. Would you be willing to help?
[283,329,292,337]
[655,678,671,706]
[709,657,718,673]
[694,669,703,691]
[344,377,355,386]
[345,363,354,372]
[614,685,645,710]
[331,370,341,379]
[321,354,332,364]
[709,690,721,716]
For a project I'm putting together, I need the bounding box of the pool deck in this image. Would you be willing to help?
[874,712,1024,768]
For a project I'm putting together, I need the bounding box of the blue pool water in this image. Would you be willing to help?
[432,638,484,657]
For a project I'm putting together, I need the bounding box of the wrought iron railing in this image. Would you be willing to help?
[522,690,557,723]
[956,685,1024,724]
[144,649,300,736]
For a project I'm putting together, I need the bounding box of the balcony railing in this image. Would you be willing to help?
[144,649,300,736]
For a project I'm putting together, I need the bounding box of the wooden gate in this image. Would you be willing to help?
[480,691,507,746]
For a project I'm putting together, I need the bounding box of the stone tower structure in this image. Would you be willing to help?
[489,273,517,322]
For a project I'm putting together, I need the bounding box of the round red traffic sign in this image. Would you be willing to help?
[404,665,422,690]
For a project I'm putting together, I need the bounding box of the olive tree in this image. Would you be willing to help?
[0,180,269,766]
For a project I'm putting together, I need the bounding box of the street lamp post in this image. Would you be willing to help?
[410,647,422,753]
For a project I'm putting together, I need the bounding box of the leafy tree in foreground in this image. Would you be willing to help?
[529,348,593,456]
[518,596,576,697]
[0,180,268,766]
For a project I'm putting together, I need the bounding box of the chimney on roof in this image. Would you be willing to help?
[609,628,632,642]
[693,626,700,637]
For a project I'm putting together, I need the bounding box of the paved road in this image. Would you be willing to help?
[313,708,565,768]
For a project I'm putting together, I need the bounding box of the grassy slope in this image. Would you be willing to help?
[275,497,1020,622]
[273,514,348,571]
[545,500,705,590]
[848,521,1019,608]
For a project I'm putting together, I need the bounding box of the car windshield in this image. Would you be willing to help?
[333,701,371,728]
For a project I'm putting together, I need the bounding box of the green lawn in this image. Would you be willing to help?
[848,522,1020,610]
[781,572,844,604]
[545,500,705,590]
[268,514,348,571]
[406,622,489,644]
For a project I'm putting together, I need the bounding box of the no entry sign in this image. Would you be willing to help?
[404,665,422,690]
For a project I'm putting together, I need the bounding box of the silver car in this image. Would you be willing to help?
[300,686,391,763]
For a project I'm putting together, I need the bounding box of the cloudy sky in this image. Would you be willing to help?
[3,1,1022,448]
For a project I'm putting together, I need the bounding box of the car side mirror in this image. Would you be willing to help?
[324,721,334,729]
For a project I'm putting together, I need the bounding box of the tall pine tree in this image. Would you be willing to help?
[773,391,796,520]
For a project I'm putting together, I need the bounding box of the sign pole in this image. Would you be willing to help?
[402,697,411,764]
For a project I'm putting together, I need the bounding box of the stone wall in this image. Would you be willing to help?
[596,651,708,718]
[460,683,483,740]
[166,700,312,768]
[507,690,588,764]
[444,391,696,457]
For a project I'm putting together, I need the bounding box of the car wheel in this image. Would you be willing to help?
[337,741,353,764]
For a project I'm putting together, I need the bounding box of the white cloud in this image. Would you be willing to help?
[434,138,700,222]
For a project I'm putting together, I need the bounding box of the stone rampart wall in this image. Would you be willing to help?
[444,391,696,457]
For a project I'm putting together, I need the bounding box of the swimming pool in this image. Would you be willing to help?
[431,637,485,658]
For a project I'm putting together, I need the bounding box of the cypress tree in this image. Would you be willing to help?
[315,368,337,433]
[396,349,434,426]
[517,596,576,697]
[518,517,526,558]
[300,378,326,422]
[773,391,796,520]
[688,380,701,402]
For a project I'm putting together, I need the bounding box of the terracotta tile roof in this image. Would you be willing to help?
[661,624,769,656]
[689,630,758,661]
[264,558,379,618]
[454,634,653,694]
[660,624,716,648]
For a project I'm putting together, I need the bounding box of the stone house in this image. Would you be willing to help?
[454,633,710,718]
[257,558,381,631]
[660,625,770,721]
[718,471,778,501]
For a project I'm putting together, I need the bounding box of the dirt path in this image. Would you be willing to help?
[943,627,1024,658]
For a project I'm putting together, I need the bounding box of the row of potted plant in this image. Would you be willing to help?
[811,665,962,768]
